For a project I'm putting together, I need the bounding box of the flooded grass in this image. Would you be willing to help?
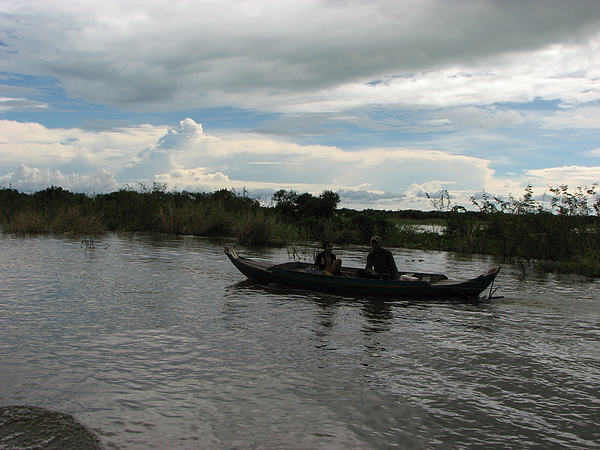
[1,185,599,277]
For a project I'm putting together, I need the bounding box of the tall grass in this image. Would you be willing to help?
[4,207,106,235]
[232,212,280,246]
[155,202,234,236]
[1,185,599,276]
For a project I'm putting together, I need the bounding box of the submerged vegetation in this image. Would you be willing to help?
[1,183,599,277]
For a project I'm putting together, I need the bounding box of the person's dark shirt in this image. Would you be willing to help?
[315,251,336,269]
[366,248,399,279]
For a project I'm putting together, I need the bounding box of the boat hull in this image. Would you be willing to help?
[224,247,499,299]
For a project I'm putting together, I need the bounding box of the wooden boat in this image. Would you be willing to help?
[224,246,500,299]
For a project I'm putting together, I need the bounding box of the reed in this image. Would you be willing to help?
[5,210,50,234]
[2,185,599,277]
[5,207,105,235]
[232,212,277,246]
[155,202,233,235]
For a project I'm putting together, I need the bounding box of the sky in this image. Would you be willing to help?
[1,0,599,211]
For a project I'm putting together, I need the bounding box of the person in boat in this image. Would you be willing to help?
[364,235,399,280]
[314,241,342,276]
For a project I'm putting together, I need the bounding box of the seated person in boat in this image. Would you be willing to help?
[364,235,399,280]
[314,241,342,276]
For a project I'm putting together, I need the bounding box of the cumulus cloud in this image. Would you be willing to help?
[0,119,166,174]
[335,189,407,211]
[0,164,118,193]
[524,166,600,188]
[0,116,551,209]
[157,118,205,150]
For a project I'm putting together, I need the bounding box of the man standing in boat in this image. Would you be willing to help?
[365,235,399,280]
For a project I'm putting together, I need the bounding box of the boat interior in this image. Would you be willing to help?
[272,261,450,283]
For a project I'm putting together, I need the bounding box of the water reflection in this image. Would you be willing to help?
[361,301,394,333]
[312,299,340,330]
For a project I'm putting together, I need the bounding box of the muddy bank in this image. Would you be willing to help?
[0,405,103,449]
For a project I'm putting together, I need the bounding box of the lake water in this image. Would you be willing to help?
[0,233,598,449]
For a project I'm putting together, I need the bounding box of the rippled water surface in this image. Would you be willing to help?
[1,233,599,449]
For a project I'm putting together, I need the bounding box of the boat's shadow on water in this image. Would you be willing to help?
[226,278,494,335]
[227,278,491,306]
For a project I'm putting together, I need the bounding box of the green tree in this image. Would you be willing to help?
[271,189,299,218]
[318,190,340,218]
[550,184,598,216]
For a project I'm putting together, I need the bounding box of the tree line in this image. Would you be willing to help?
[0,183,599,276]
